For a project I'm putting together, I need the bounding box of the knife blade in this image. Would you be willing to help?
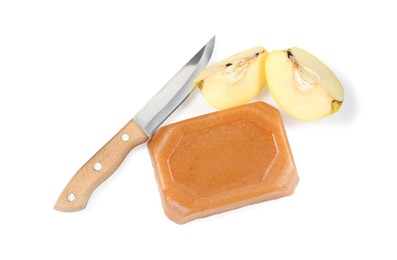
[54,36,215,212]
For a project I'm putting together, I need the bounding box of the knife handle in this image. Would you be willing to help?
[54,119,148,212]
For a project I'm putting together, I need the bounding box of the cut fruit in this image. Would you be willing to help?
[194,47,267,110]
[265,47,344,121]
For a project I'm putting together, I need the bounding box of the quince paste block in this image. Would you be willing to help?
[148,102,298,224]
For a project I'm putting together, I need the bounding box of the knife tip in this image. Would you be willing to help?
[210,35,216,44]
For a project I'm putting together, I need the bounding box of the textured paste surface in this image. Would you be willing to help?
[148,102,298,224]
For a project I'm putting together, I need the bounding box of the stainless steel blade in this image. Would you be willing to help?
[134,36,215,136]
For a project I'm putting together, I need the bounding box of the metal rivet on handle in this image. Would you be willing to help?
[121,133,129,142]
[67,193,76,202]
[94,162,102,171]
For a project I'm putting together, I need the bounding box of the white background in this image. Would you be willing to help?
[1,0,396,259]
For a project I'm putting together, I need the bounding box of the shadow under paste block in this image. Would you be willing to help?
[148,102,298,224]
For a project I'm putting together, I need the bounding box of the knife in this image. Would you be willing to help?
[54,36,215,212]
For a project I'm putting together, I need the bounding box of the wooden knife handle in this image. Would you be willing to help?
[54,119,148,212]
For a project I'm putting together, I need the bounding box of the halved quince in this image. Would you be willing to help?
[265,47,344,121]
[194,47,267,110]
